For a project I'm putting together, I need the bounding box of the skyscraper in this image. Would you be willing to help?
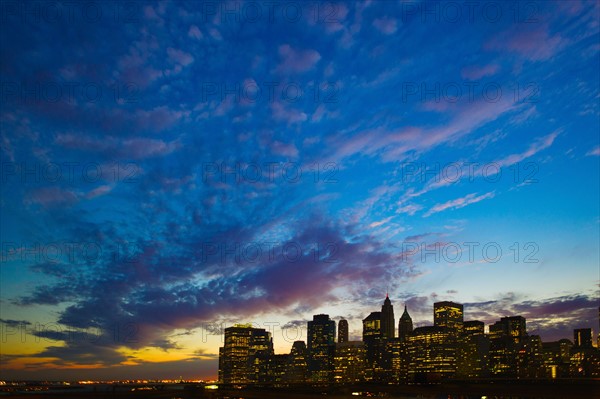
[574,328,593,348]
[218,324,274,384]
[488,316,527,377]
[381,294,395,340]
[307,314,336,382]
[363,311,384,380]
[433,301,464,335]
[338,319,349,343]
[287,341,308,383]
[398,305,413,342]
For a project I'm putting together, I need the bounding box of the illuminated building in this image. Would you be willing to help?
[218,324,274,384]
[433,301,464,335]
[463,320,484,336]
[456,320,489,379]
[307,314,336,382]
[286,341,308,383]
[387,338,409,383]
[406,326,457,382]
[574,328,593,348]
[264,354,290,385]
[398,305,413,342]
[488,316,527,377]
[333,341,366,383]
[517,335,543,379]
[541,339,572,379]
[570,328,600,377]
[338,319,349,343]
[362,311,384,380]
[381,294,395,340]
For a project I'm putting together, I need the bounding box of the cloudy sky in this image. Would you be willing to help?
[1,0,599,381]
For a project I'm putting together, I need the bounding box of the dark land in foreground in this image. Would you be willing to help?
[1,381,600,399]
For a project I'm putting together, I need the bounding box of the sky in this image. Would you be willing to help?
[0,0,599,381]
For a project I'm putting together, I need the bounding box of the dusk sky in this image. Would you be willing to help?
[0,0,599,381]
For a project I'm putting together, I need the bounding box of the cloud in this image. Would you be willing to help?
[270,141,299,158]
[167,47,194,66]
[492,130,560,169]
[14,215,422,367]
[373,17,397,35]
[26,187,79,208]
[461,64,500,79]
[188,25,203,40]
[276,45,321,73]
[56,133,181,160]
[485,24,567,61]
[271,102,308,124]
[424,192,495,217]
[586,145,600,156]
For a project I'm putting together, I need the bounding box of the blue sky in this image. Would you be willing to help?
[0,0,599,380]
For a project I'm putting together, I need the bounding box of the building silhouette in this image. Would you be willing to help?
[338,319,349,344]
[398,305,413,342]
[574,328,593,348]
[286,341,308,383]
[381,294,395,340]
[307,314,336,382]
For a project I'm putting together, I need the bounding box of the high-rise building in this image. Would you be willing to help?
[488,316,527,377]
[307,314,336,382]
[381,294,395,340]
[334,341,366,383]
[574,328,593,348]
[287,341,308,383]
[457,320,489,379]
[362,311,384,380]
[433,301,464,335]
[398,305,413,342]
[218,324,274,384]
[338,319,349,343]
[406,326,457,383]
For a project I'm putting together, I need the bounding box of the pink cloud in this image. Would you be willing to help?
[271,102,307,124]
[485,24,566,61]
[270,141,299,158]
[27,187,78,207]
[85,185,114,199]
[55,133,181,160]
[461,64,500,80]
[188,25,203,40]
[373,17,397,35]
[424,191,495,217]
[586,145,600,156]
[492,130,560,168]
[276,45,321,73]
[167,48,194,66]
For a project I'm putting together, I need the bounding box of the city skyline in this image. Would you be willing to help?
[1,0,599,383]
[217,295,600,385]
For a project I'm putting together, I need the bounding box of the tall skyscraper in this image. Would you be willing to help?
[363,311,384,380]
[338,319,349,343]
[307,314,336,382]
[381,294,395,340]
[218,324,274,384]
[574,328,593,348]
[433,301,464,335]
[488,316,527,377]
[398,305,413,342]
